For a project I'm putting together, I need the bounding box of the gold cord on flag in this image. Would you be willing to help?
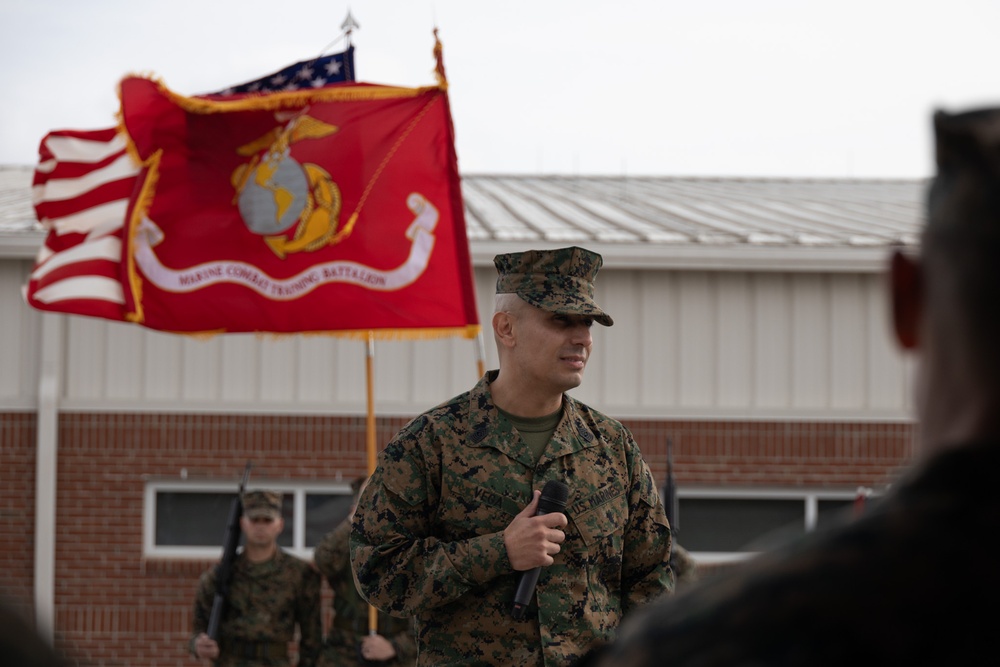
[342,95,442,239]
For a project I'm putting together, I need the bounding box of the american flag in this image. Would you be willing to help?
[28,128,138,319]
[25,48,357,321]
[209,46,354,95]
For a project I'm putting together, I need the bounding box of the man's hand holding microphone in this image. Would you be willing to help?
[504,481,570,619]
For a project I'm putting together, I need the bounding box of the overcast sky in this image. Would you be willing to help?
[3,0,999,178]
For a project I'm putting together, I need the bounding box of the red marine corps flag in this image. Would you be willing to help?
[25,40,479,339]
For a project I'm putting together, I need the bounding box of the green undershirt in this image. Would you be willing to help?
[498,406,562,464]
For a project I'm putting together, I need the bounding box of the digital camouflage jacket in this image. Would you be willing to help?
[350,371,672,666]
[192,548,322,667]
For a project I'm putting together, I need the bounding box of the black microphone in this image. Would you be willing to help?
[511,480,569,619]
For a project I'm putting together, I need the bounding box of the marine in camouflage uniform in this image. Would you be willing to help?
[351,247,672,666]
[191,490,322,667]
[314,478,416,666]
[579,107,1000,666]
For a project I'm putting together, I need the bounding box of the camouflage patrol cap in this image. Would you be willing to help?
[243,490,282,519]
[494,246,614,326]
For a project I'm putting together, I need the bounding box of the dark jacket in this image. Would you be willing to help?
[585,440,1000,666]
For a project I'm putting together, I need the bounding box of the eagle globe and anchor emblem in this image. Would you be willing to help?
[230,113,343,258]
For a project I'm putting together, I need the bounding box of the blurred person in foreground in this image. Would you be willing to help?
[351,247,672,665]
[582,107,1000,666]
[314,477,415,665]
[0,601,69,667]
[191,490,322,666]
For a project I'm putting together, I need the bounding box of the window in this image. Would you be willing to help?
[145,480,354,560]
[146,481,879,565]
[672,488,879,564]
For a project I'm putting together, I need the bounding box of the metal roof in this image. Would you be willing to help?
[463,175,924,246]
[0,165,926,271]
[0,166,33,231]
[461,174,925,271]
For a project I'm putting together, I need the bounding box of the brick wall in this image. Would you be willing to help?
[1,411,916,666]
[48,412,412,666]
[0,413,38,623]
[627,419,917,488]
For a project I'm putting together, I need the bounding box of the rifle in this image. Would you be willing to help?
[207,461,253,641]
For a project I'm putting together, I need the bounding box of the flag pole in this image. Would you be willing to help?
[365,332,377,473]
[365,331,379,635]
[341,10,360,48]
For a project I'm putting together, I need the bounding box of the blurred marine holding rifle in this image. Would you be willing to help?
[191,489,321,666]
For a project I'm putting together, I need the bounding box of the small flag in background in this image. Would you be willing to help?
[209,46,355,95]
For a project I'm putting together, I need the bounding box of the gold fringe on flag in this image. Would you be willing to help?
[162,324,483,341]
[122,148,163,325]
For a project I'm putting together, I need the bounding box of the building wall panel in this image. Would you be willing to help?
[830,274,867,409]
[791,275,830,409]
[0,266,22,398]
[220,335,259,403]
[595,273,637,406]
[865,275,911,411]
[181,336,220,401]
[717,273,752,408]
[105,321,144,401]
[144,330,182,401]
[374,339,411,406]
[65,317,106,400]
[409,337,472,412]
[678,272,715,408]
[333,339,366,409]
[2,265,913,420]
[637,271,679,407]
[297,335,336,403]
[0,262,38,405]
[753,273,792,408]
[259,336,297,402]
